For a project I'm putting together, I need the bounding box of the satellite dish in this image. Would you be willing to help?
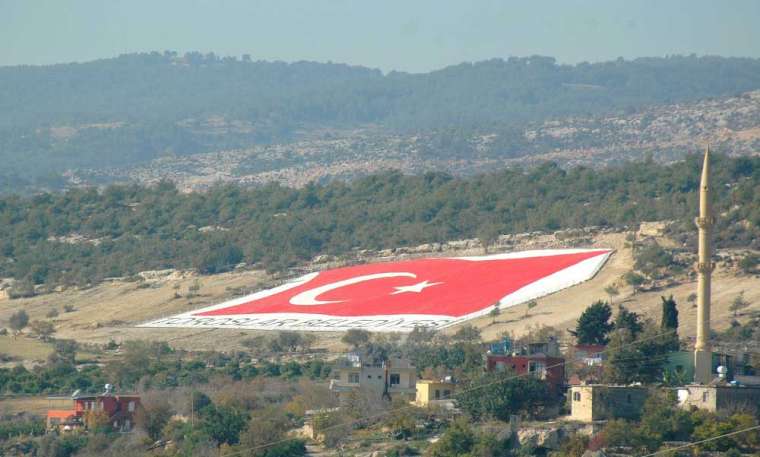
[71,389,81,398]
[717,365,728,378]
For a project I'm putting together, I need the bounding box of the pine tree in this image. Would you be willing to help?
[615,305,643,338]
[571,301,614,345]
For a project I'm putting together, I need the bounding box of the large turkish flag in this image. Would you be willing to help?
[195,249,611,318]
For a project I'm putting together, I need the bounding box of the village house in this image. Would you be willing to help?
[329,354,417,402]
[486,338,565,394]
[573,344,607,366]
[414,378,457,408]
[664,350,757,384]
[568,385,650,422]
[677,384,760,413]
[46,387,140,433]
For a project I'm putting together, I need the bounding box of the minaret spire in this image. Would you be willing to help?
[694,144,714,384]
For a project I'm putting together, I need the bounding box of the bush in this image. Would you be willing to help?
[29,320,56,339]
[624,271,646,292]
[341,329,371,349]
[7,280,35,299]
[738,253,760,273]
[46,308,60,318]
[634,242,677,278]
[0,418,45,439]
[9,309,29,332]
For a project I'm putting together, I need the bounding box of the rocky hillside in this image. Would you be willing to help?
[74,90,760,191]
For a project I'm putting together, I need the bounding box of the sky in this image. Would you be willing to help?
[1,0,759,73]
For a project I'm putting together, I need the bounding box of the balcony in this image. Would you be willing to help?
[329,379,360,393]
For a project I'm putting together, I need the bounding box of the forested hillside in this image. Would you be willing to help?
[2,154,760,292]
[2,53,760,184]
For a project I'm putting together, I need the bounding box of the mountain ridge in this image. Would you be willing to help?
[3,53,760,190]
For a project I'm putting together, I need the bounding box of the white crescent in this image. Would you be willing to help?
[289,272,417,306]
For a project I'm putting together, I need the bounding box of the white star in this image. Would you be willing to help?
[390,280,443,295]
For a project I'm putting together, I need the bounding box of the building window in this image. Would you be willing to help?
[390,374,400,385]
[702,391,709,402]
[435,390,441,400]
[626,394,631,403]
[443,390,451,398]
[529,361,546,379]
[368,375,372,379]
[349,373,360,383]
[573,392,581,401]
[128,401,135,412]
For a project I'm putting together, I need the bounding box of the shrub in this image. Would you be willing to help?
[9,309,29,332]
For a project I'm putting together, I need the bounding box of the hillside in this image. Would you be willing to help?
[94,90,760,190]
[3,154,760,294]
[1,226,758,355]
[3,54,760,190]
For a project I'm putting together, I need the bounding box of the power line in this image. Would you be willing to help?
[640,424,760,457]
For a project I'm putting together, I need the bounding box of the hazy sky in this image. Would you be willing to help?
[1,0,759,72]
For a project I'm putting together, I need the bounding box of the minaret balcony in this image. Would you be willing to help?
[694,216,715,229]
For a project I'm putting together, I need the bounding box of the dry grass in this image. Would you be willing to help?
[1,230,758,354]
[465,232,760,343]
[0,335,53,361]
[0,396,49,416]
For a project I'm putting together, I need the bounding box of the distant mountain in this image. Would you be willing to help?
[2,52,760,190]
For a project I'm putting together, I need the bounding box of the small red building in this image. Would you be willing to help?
[486,353,565,393]
[47,391,140,433]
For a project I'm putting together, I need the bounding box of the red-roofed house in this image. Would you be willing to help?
[47,392,140,433]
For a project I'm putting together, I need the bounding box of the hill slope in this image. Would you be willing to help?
[2,228,757,354]
[3,154,760,292]
[3,53,760,186]
[93,89,760,190]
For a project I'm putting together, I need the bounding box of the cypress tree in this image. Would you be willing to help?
[660,295,680,351]
[660,295,678,331]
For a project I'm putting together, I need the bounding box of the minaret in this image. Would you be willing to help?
[694,145,714,384]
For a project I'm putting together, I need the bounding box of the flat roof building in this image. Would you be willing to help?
[414,379,457,408]
[677,384,760,414]
[569,385,649,422]
[330,354,417,402]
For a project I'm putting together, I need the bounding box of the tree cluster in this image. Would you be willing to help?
[3,154,760,291]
